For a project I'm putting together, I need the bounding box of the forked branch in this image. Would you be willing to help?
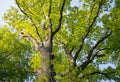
[56,39,74,63]
[74,1,103,66]
[87,32,112,60]
[30,18,44,46]
[20,33,40,50]
[80,32,112,70]
[16,0,43,46]
[52,0,66,37]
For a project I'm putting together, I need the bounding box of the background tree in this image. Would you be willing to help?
[0,27,34,81]
[2,0,120,82]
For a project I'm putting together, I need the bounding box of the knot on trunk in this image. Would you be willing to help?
[50,53,55,60]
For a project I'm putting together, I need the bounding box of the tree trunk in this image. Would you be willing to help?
[36,41,55,82]
[35,47,50,82]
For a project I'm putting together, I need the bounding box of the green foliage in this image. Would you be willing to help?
[2,0,120,82]
[31,51,41,69]
[0,27,34,81]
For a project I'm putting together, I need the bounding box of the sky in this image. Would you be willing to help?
[0,0,80,26]
[0,0,16,26]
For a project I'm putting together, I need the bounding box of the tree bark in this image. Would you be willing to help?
[36,47,51,82]
[36,39,55,82]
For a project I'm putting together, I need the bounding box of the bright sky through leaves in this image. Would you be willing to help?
[0,0,80,26]
[0,0,15,25]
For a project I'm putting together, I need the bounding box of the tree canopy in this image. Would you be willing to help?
[0,27,34,81]
[1,0,120,82]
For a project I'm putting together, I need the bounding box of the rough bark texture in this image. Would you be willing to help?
[37,47,51,81]
[36,38,55,82]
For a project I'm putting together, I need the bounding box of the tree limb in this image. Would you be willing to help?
[62,44,74,63]
[87,31,112,60]
[30,18,44,46]
[91,48,110,60]
[90,71,115,79]
[95,48,110,54]
[79,32,112,70]
[45,0,53,52]
[52,0,66,37]
[15,0,29,17]
[16,0,44,46]
[20,32,40,50]
[56,39,74,63]
[80,71,115,80]
[74,1,103,66]
[48,0,52,35]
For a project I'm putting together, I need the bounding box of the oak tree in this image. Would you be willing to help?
[2,0,120,81]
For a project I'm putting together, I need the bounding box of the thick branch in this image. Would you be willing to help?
[57,39,74,63]
[87,32,112,60]
[52,0,66,37]
[48,0,52,35]
[80,71,115,79]
[63,44,74,63]
[90,71,113,79]
[95,48,110,54]
[46,0,53,52]
[74,1,102,66]
[16,0,43,46]
[91,48,110,60]
[79,32,112,70]
[15,0,29,17]
[30,18,44,46]
[20,33,40,50]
